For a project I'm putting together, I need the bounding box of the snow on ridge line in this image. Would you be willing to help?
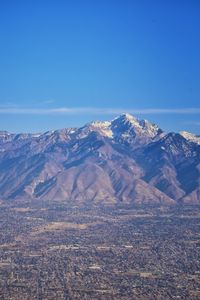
[180,131,200,145]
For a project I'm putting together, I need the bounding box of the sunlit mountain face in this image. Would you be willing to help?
[0,113,199,205]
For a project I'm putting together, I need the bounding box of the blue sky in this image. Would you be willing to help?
[0,0,200,133]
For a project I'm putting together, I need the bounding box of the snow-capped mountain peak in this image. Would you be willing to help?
[111,113,163,141]
[113,113,141,128]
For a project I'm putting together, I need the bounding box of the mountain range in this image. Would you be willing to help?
[0,113,199,205]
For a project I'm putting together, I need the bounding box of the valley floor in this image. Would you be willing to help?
[0,201,199,299]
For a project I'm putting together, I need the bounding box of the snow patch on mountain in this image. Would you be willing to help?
[90,121,113,138]
[180,131,200,145]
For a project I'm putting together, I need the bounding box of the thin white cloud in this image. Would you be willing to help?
[184,121,200,126]
[0,107,200,115]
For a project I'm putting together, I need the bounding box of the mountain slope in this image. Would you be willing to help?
[134,132,200,202]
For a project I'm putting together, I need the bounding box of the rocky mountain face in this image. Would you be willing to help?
[0,113,199,205]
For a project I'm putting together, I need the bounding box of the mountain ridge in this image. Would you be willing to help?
[0,114,199,205]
